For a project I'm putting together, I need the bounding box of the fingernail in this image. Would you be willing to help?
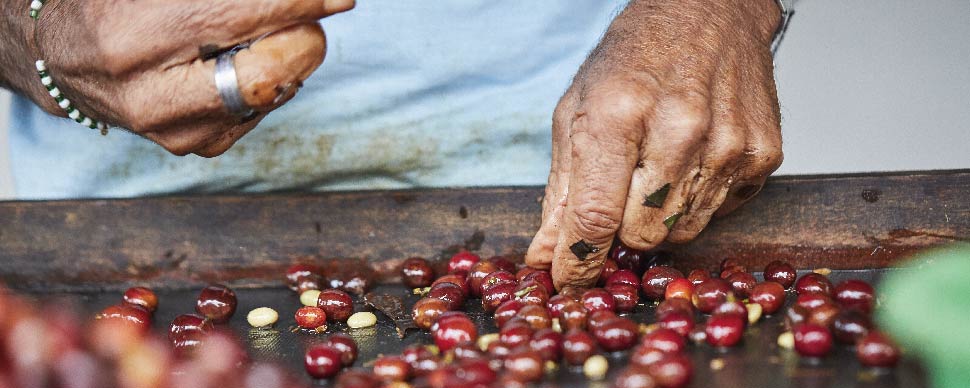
[643,183,672,208]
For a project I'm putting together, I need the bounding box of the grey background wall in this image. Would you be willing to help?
[1,0,968,198]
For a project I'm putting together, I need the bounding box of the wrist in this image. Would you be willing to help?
[0,1,54,111]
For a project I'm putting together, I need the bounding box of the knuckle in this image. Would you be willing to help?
[660,95,711,134]
[581,87,649,129]
[746,144,784,176]
[572,202,622,240]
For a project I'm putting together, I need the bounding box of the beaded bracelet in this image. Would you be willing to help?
[29,1,108,134]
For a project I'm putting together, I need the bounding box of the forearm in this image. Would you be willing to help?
[613,0,781,46]
[0,1,40,100]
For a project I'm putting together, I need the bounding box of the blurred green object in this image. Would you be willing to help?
[879,244,970,388]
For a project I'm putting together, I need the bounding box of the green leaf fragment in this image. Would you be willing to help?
[643,183,671,208]
[663,212,683,230]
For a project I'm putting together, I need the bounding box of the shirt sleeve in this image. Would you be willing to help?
[771,0,798,56]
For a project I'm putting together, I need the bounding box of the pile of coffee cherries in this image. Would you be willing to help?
[0,284,308,388]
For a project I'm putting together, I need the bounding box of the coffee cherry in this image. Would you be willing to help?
[514,279,550,306]
[793,324,833,357]
[432,274,470,297]
[295,306,328,331]
[402,343,436,364]
[334,370,381,388]
[486,255,517,273]
[486,341,512,359]
[656,298,694,318]
[687,269,711,286]
[546,294,572,318]
[428,282,465,310]
[522,271,555,298]
[807,302,841,328]
[411,353,442,377]
[587,310,619,332]
[763,260,796,288]
[499,319,534,348]
[480,270,516,296]
[711,300,748,323]
[631,345,667,367]
[856,331,900,367]
[98,303,152,333]
[795,273,834,296]
[413,297,449,330]
[450,341,484,361]
[466,260,498,298]
[482,282,516,312]
[559,299,589,331]
[726,272,756,299]
[606,283,640,313]
[563,329,597,365]
[610,241,646,274]
[432,312,477,352]
[169,313,212,342]
[494,299,526,328]
[195,284,237,323]
[456,358,498,385]
[642,267,685,300]
[323,333,358,366]
[592,317,638,351]
[692,279,732,314]
[834,279,875,314]
[795,293,834,311]
[295,274,324,294]
[530,328,564,362]
[504,347,544,383]
[613,366,657,388]
[286,264,319,291]
[401,257,435,288]
[598,259,620,286]
[658,310,695,337]
[705,314,744,347]
[641,328,686,353]
[784,305,810,331]
[317,289,354,322]
[582,288,617,314]
[607,269,641,289]
[750,281,786,314]
[664,278,694,301]
[515,267,538,281]
[304,344,343,378]
[832,309,873,344]
[448,251,480,274]
[122,287,158,312]
[516,304,552,330]
[648,353,692,388]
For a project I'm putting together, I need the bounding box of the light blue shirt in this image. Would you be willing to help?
[7,2,627,199]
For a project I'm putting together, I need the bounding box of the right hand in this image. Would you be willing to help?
[19,0,354,157]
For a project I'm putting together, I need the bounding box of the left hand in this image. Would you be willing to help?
[526,0,785,290]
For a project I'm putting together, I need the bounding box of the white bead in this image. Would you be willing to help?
[30,0,42,10]
[80,117,93,127]
[41,76,52,86]
[35,60,46,71]
[68,109,80,120]
[48,87,60,97]
[58,98,70,109]
[97,122,107,131]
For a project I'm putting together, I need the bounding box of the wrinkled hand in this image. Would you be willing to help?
[21,0,353,156]
[526,0,784,290]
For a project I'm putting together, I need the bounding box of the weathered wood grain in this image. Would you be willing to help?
[1,170,967,292]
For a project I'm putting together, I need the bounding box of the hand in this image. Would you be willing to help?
[526,0,784,290]
[1,0,353,157]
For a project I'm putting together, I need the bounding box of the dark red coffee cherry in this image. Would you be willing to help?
[455,358,498,385]
[582,288,617,313]
[692,278,732,314]
[98,303,152,333]
[598,258,620,286]
[304,344,343,378]
[563,329,597,365]
[687,269,711,286]
[656,297,694,318]
[648,353,692,388]
[592,317,638,351]
[530,328,564,362]
[480,270,516,296]
[286,264,319,291]
[712,300,748,323]
[607,269,641,289]
[317,289,354,322]
[482,282,516,312]
[432,312,478,352]
[411,353,442,378]
[494,299,526,328]
[486,255,517,274]
[726,271,756,299]
[401,257,435,288]
[664,278,693,301]
[631,345,667,367]
[705,314,744,347]
[832,309,873,344]
[516,304,552,330]
[834,279,875,314]
[784,305,810,330]
[546,294,572,318]
[448,251,480,274]
[559,299,589,331]
[295,306,328,331]
[499,319,534,348]
[606,283,640,313]
[195,284,237,323]
[807,302,841,328]
[413,297,449,330]
[122,286,158,313]
[641,328,686,353]
[515,267,538,281]
[613,366,658,388]
[587,309,619,332]
[295,274,324,294]
[856,331,900,367]
[795,293,835,311]
[610,241,646,274]
[763,260,796,289]
[503,347,544,383]
[466,260,498,298]
[373,355,412,381]
[795,273,834,296]
[323,333,359,366]
[486,341,512,359]
[428,282,465,310]
[750,281,786,314]
[432,274,470,297]
[169,313,212,343]
[522,271,555,297]
[793,323,833,357]
[642,266,685,300]
[402,343,436,364]
[514,279,550,306]
[658,310,695,337]
[334,370,381,388]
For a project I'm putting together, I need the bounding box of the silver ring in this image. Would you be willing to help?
[214,47,254,119]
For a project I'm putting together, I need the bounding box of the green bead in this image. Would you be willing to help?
[54,95,64,103]
[38,70,48,77]
[74,115,85,123]
[45,83,56,92]
[66,107,76,115]
[89,122,98,129]
[30,10,38,19]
